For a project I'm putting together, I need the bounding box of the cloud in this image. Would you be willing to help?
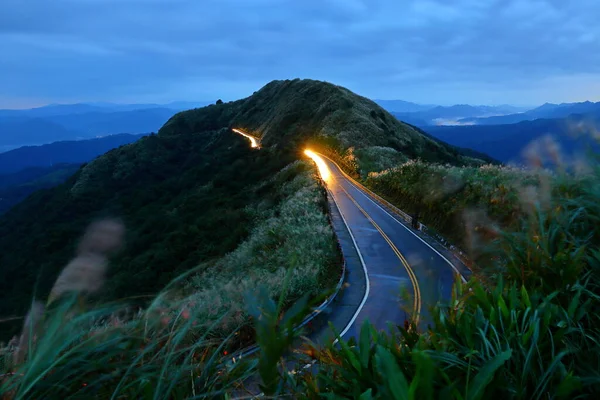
[1,0,599,106]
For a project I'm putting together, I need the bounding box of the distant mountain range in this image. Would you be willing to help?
[457,101,600,125]
[378,101,600,163]
[0,101,211,147]
[0,101,210,118]
[374,100,437,113]
[0,133,146,213]
[377,99,600,128]
[393,104,528,126]
[375,100,529,126]
[423,112,600,163]
[0,133,145,175]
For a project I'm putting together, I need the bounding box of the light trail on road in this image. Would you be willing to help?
[303,149,331,181]
[233,132,468,337]
[304,148,420,329]
[232,128,260,148]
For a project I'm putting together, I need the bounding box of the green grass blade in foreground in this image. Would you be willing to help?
[374,346,409,400]
[465,349,511,400]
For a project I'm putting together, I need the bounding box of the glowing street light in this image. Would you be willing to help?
[304,149,331,182]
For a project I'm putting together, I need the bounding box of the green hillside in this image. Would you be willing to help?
[3,78,486,338]
[0,164,80,214]
[0,126,338,339]
[161,79,490,170]
[0,79,491,396]
[1,79,599,399]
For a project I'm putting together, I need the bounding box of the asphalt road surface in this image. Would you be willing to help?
[231,129,466,343]
[319,155,465,339]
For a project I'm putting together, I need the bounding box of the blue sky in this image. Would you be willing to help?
[1,0,599,108]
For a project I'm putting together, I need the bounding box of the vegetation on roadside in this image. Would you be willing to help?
[4,79,597,398]
[244,141,600,399]
[0,161,338,398]
[362,140,595,265]
[0,79,485,339]
[0,175,335,398]
[364,161,541,256]
[277,136,600,398]
[185,161,339,339]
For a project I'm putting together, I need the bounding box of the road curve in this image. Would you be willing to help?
[314,153,465,339]
[230,128,465,340]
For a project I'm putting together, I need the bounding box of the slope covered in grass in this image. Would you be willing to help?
[2,78,458,340]
[186,161,339,338]
[2,79,598,398]
[0,127,337,340]
[364,161,541,256]
[160,79,490,167]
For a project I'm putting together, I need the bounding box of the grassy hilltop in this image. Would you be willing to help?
[161,79,492,168]
[2,78,485,338]
[3,79,598,398]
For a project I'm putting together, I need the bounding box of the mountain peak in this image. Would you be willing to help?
[160,79,484,165]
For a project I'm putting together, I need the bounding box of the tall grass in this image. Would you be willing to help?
[185,160,339,340]
[365,158,574,262]
[0,220,254,398]
[353,146,409,177]
[2,133,599,398]
[291,279,591,399]
[0,160,339,398]
[1,295,259,399]
[283,137,600,398]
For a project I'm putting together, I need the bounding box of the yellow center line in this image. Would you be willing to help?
[337,182,422,327]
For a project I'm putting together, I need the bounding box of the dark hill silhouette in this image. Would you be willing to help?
[423,112,600,163]
[0,133,145,175]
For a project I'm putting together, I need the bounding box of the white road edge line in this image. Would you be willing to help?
[325,185,370,341]
[322,154,468,284]
[260,182,372,389]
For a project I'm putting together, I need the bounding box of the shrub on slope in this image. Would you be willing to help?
[0,161,338,398]
[287,147,600,398]
[187,161,339,338]
[364,161,538,255]
[0,128,302,338]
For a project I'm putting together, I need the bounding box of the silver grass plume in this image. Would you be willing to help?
[48,219,124,304]
[12,301,45,365]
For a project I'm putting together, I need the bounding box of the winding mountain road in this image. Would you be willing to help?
[232,128,469,341]
[313,153,468,338]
